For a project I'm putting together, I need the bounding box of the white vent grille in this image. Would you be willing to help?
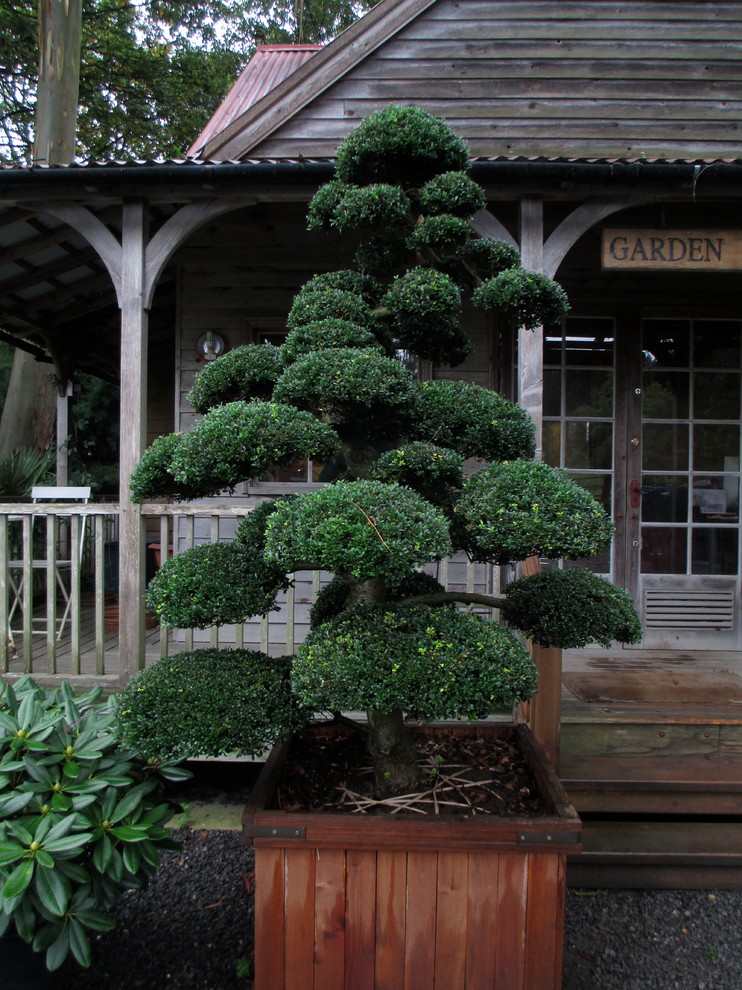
[644,590,735,630]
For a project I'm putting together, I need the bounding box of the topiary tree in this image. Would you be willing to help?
[116,106,640,795]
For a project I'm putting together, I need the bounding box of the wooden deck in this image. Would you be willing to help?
[4,604,164,689]
[561,645,742,812]
[561,647,742,888]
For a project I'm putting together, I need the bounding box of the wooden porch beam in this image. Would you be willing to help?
[118,201,148,681]
[143,197,256,307]
[41,202,123,303]
[469,207,518,247]
[542,199,648,278]
[517,200,563,767]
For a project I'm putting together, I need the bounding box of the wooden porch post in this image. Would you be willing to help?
[118,202,148,682]
[56,381,72,485]
[518,197,563,769]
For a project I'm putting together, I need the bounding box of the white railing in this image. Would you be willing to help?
[1,500,499,686]
[0,502,120,678]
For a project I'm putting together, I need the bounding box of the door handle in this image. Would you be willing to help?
[630,480,641,509]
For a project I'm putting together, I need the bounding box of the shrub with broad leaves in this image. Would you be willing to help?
[0,677,188,971]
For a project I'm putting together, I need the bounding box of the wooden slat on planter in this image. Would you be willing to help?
[375,851,407,985]
[254,848,285,990]
[435,850,469,988]
[524,853,566,987]
[404,852,437,989]
[314,848,345,985]
[284,848,314,990]
[345,849,376,990]
[464,852,498,987]
[494,852,527,989]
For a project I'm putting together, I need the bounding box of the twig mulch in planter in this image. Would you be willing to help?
[276,726,549,817]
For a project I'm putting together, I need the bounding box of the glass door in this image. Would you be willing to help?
[636,318,741,648]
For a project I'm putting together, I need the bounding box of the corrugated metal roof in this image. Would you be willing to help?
[187,45,322,158]
[4,155,742,174]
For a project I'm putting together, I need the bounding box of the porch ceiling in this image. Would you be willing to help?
[0,200,178,383]
[1,155,742,384]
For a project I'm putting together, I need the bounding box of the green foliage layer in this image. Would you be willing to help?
[382,268,471,365]
[331,183,411,230]
[296,269,382,305]
[273,348,415,434]
[370,442,464,504]
[293,603,537,718]
[473,268,571,331]
[171,401,339,499]
[456,460,614,563]
[128,433,184,502]
[287,287,377,333]
[335,105,470,186]
[504,569,642,649]
[264,480,451,581]
[406,215,473,255]
[409,379,536,462]
[187,344,282,413]
[115,650,306,760]
[417,171,486,217]
[281,319,385,364]
[146,542,289,628]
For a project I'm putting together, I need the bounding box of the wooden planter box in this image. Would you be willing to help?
[243,722,580,990]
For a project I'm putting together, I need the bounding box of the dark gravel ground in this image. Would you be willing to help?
[38,827,742,990]
[61,829,255,990]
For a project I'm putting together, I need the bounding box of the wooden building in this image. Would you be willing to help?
[2,0,742,882]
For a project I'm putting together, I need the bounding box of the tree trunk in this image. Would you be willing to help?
[34,0,82,164]
[0,0,83,461]
[367,708,422,794]
[0,352,56,457]
[344,574,424,795]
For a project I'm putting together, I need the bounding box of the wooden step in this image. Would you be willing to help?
[561,754,742,814]
[568,819,742,889]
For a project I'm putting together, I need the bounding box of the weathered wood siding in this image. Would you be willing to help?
[176,202,500,434]
[250,0,742,160]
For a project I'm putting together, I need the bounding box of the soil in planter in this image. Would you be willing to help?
[275,726,550,818]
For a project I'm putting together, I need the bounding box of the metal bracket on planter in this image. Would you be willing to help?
[244,824,307,840]
[517,831,580,846]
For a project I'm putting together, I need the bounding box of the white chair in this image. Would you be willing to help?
[8,486,92,642]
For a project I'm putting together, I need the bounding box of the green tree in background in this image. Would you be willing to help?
[0,0,372,162]
[67,374,121,495]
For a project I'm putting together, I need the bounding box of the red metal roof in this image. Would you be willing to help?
[188,45,322,157]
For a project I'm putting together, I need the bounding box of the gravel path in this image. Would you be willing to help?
[42,828,742,989]
[563,888,742,990]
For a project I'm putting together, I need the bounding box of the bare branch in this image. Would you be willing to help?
[397,590,508,610]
